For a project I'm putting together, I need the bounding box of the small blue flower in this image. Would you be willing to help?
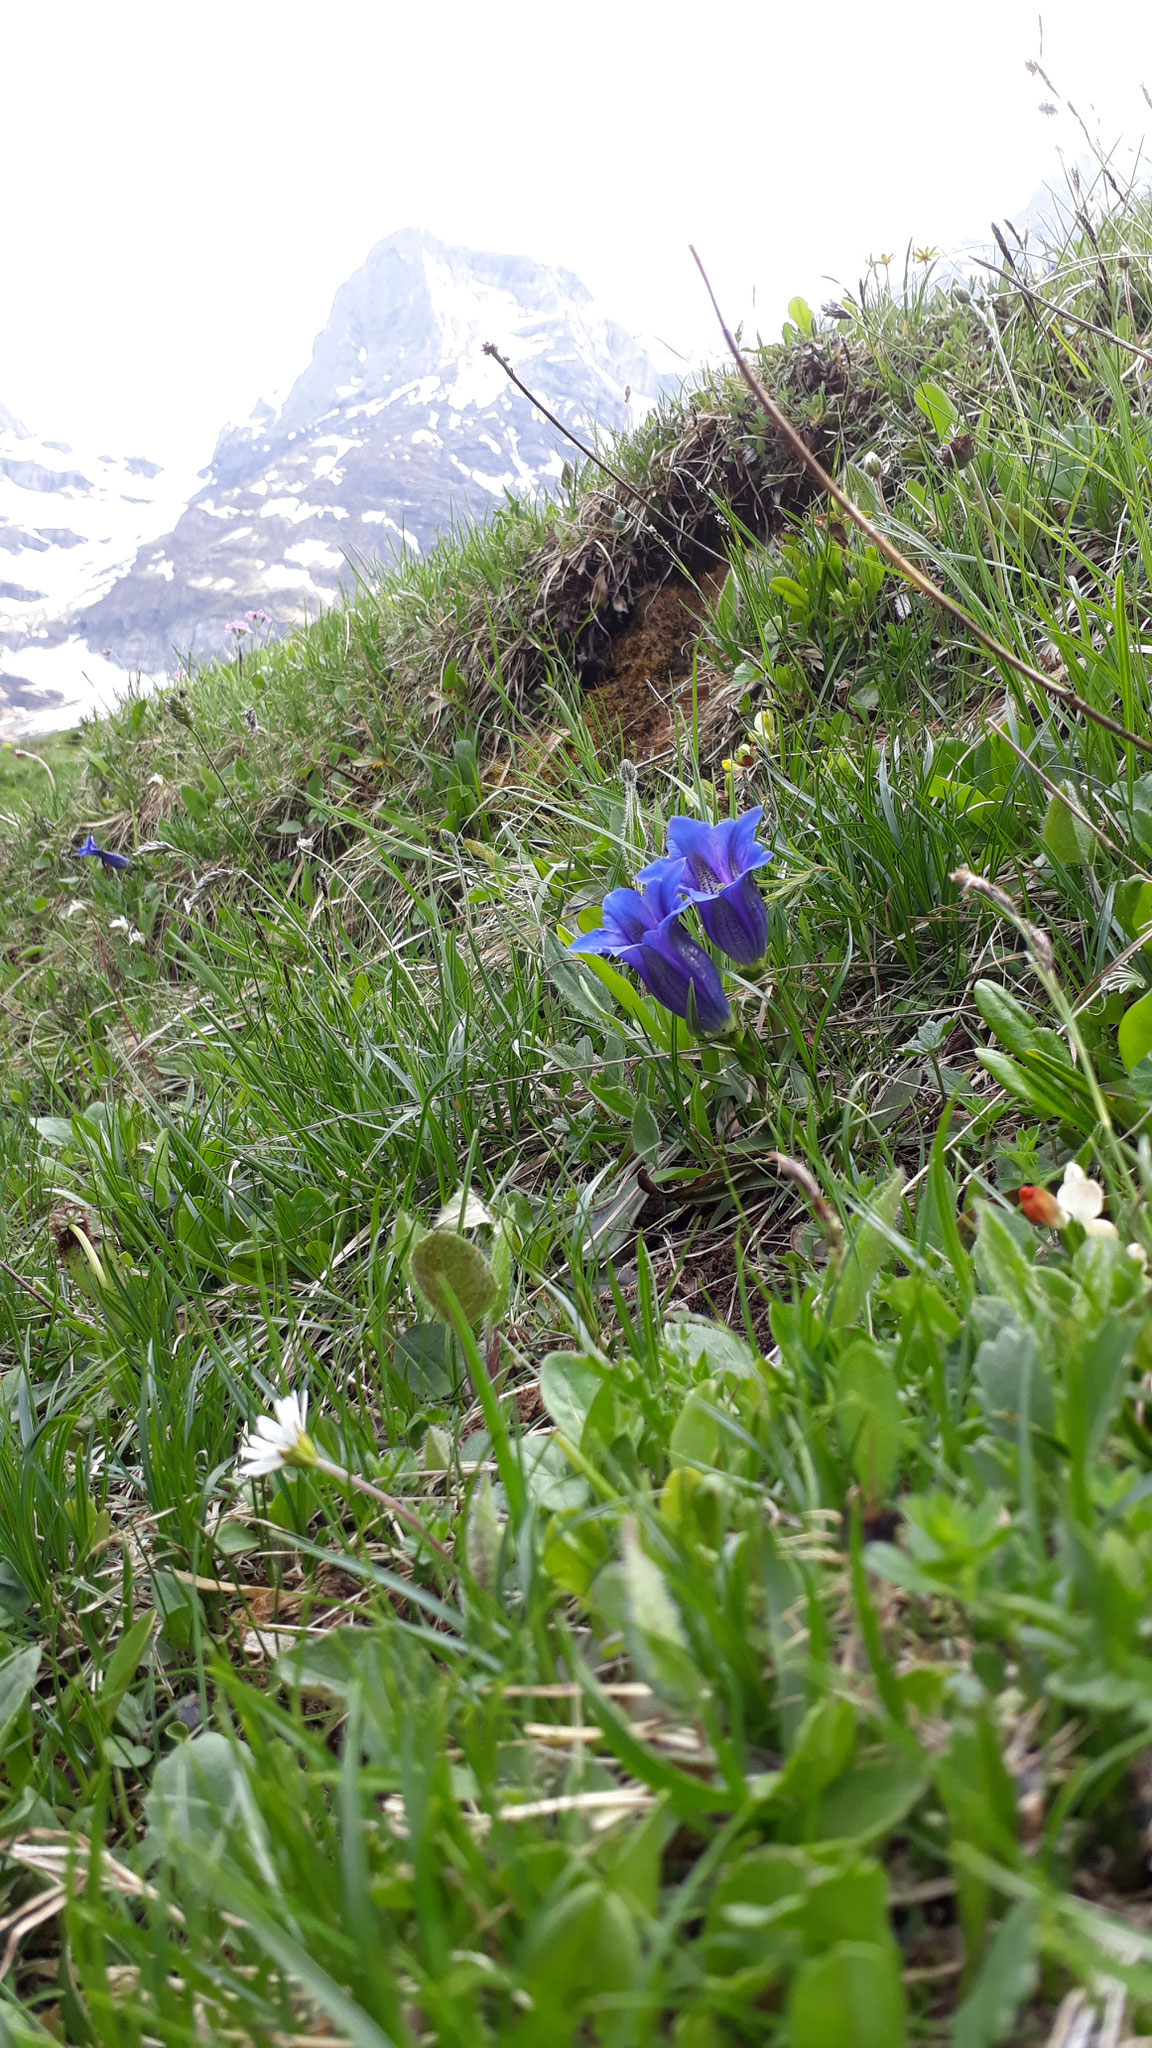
[650,807,771,966]
[76,835,131,871]
[568,857,731,1034]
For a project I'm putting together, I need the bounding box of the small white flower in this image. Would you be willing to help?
[1057,1161,1118,1238]
[1128,1243,1149,1272]
[65,899,87,920]
[236,1391,315,1478]
[109,916,130,934]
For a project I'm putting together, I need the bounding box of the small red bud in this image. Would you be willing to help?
[1018,1185,1064,1227]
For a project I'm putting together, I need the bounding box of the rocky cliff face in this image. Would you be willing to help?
[73,229,670,672]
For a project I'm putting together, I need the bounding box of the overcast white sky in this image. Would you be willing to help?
[1,0,1149,474]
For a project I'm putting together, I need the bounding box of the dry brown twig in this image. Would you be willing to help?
[767,1152,843,1252]
[481,340,727,570]
[689,246,1152,761]
[481,341,661,525]
[8,746,57,796]
[950,866,1055,974]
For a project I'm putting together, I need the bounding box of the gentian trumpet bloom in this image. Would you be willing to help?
[76,835,131,871]
[569,856,731,1034]
[647,807,771,966]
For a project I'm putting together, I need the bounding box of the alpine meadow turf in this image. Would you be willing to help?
[7,187,1152,2043]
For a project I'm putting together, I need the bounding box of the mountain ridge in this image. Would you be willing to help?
[71,229,672,673]
[0,229,673,732]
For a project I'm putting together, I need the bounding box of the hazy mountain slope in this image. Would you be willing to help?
[0,411,185,728]
[75,229,671,670]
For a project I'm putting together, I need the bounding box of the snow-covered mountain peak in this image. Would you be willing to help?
[0,409,190,731]
[2,231,674,729]
[67,230,671,681]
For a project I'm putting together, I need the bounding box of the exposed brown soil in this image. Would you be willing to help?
[463,333,881,742]
[582,569,734,765]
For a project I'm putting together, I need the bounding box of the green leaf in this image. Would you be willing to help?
[787,296,815,336]
[0,1645,40,1747]
[1063,1316,1132,1478]
[788,1940,907,2048]
[465,1473,502,1591]
[951,1900,1038,2048]
[539,1352,603,1443]
[670,1379,722,1467]
[93,1612,155,1734]
[928,774,996,821]
[409,1229,498,1329]
[32,1117,73,1148]
[621,1518,699,1706]
[523,1437,590,1513]
[798,1859,893,1954]
[150,1570,202,1652]
[974,981,1040,1060]
[770,574,811,614]
[523,1879,641,2024]
[829,1172,905,1330]
[835,1339,902,1499]
[972,1207,1041,1318]
[147,1731,252,1855]
[1041,785,1093,865]
[1119,878,1152,943]
[1119,987,1152,1073]
[812,1747,927,1846]
[393,1322,457,1399]
[662,1316,757,1381]
[778,1697,856,1800]
[840,462,885,520]
[631,1097,660,1164]
[974,1324,1054,1439]
[914,379,959,441]
[976,1047,1086,1127]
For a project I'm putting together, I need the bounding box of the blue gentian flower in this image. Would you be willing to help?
[568,857,731,1034]
[649,807,771,966]
[76,835,131,871]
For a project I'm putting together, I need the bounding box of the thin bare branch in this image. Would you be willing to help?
[481,341,724,568]
[689,245,1152,761]
[970,257,1152,367]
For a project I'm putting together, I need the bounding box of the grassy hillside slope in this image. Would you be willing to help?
[4,196,1152,2043]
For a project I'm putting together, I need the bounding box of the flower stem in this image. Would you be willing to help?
[310,1454,453,1566]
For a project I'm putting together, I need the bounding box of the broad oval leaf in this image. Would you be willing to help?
[1119,987,1152,1073]
[409,1229,497,1329]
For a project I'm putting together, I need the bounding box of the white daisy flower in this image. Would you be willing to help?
[1056,1161,1118,1239]
[236,1391,316,1478]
